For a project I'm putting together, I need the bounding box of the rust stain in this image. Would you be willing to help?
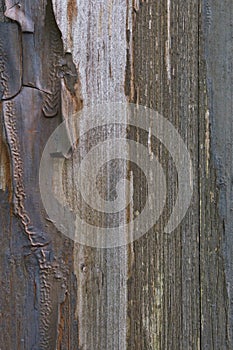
[56,299,66,349]
[0,126,12,197]
[73,81,83,113]
[67,0,78,23]
[125,1,135,101]
[66,0,78,52]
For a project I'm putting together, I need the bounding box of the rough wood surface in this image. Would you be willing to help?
[0,0,232,349]
[201,0,233,347]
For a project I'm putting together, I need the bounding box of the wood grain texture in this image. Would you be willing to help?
[53,2,130,349]
[0,1,79,349]
[127,1,200,348]
[0,0,232,349]
[0,23,22,100]
[201,0,233,347]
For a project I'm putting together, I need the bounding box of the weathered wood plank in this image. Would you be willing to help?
[0,0,232,349]
[53,1,130,349]
[127,1,200,348]
[200,0,233,348]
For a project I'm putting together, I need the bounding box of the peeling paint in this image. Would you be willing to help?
[52,0,128,105]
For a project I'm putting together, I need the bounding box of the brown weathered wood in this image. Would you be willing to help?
[0,0,232,349]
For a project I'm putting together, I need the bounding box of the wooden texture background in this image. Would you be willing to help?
[0,0,232,349]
